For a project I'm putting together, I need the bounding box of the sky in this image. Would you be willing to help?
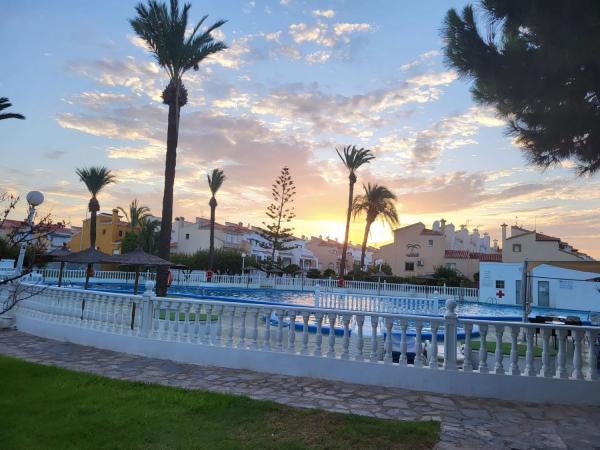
[2,0,600,258]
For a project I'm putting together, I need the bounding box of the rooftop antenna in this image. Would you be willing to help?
[534,216,537,231]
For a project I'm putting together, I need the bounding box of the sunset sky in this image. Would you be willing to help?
[2,1,600,257]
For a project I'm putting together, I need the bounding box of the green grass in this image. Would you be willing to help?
[0,356,439,449]
[158,310,218,322]
[469,340,557,358]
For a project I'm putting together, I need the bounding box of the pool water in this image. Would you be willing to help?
[79,283,592,321]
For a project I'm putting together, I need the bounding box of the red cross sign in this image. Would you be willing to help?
[496,290,505,298]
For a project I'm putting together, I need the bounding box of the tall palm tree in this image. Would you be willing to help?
[352,183,399,269]
[0,97,25,121]
[118,199,151,232]
[207,168,225,271]
[138,217,161,254]
[76,166,116,250]
[130,0,227,295]
[336,145,374,277]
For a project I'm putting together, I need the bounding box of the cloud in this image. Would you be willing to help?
[407,71,457,86]
[312,9,335,18]
[305,50,331,64]
[333,23,372,36]
[43,150,67,159]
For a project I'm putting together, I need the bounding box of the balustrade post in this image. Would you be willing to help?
[478,324,488,373]
[370,315,379,362]
[462,322,473,372]
[276,309,285,351]
[588,330,599,381]
[262,309,272,350]
[429,321,439,369]
[214,305,224,346]
[314,286,320,308]
[572,329,584,380]
[555,329,568,379]
[494,324,505,375]
[341,314,351,360]
[414,320,424,368]
[250,308,259,350]
[509,326,520,375]
[443,299,458,370]
[140,281,154,338]
[287,311,297,354]
[314,312,323,356]
[203,304,213,344]
[524,327,536,376]
[355,315,365,361]
[326,313,337,358]
[226,306,236,347]
[237,307,247,349]
[398,319,408,366]
[384,317,394,363]
[301,312,310,355]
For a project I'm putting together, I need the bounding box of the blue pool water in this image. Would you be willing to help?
[68,282,593,321]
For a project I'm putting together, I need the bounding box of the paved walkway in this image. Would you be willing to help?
[1,330,599,450]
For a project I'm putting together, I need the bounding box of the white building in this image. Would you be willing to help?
[432,219,495,254]
[479,261,600,312]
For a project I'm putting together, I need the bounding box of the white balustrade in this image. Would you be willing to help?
[9,282,600,406]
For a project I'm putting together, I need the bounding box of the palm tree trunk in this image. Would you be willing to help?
[208,201,216,270]
[156,82,181,296]
[89,207,97,250]
[339,179,355,277]
[360,219,372,270]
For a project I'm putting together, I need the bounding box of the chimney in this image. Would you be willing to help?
[493,238,498,250]
[440,218,446,233]
[112,208,119,224]
[501,223,507,248]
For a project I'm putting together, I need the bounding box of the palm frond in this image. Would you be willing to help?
[75,166,116,196]
[0,97,25,121]
[130,0,227,80]
[207,168,225,195]
[336,145,375,173]
[352,183,399,227]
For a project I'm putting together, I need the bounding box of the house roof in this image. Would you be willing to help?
[420,228,444,236]
[444,249,502,262]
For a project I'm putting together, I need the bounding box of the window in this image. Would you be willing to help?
[428,239,434,247]
[496,280,505,289]
[185,233,190,240]
[446,263,456,270]
[102,229,106,235]
[118,231,123,237]
[405,262,415,271]
[512,243,522,252]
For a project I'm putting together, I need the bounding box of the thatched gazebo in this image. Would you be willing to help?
[57,248,115,289]
[46,244,71,287]
[111,249,171,294]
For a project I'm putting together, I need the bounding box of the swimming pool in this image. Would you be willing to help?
[71,282,593,321]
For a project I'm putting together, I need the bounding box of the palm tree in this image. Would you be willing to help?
[75,166,116,250]
[336,145,374,277]
[130,0,227,295]
[0,97,25,121]
[352,183,399,269]
[138,217,161,254]
[207,168,225,271]
[118,199,151,232]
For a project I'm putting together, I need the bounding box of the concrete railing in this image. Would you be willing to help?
[11,281,600,405]
[316,291,440,315]
[33,269,479,300]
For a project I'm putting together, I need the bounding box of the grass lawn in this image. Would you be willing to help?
[469,340,557,358]
[0,356,439,449]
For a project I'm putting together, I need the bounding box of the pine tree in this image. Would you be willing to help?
[442,1,600,175]
[260,167,297,268]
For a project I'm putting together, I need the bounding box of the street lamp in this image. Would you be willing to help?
[241,252,247,275]
[15,191,44,274]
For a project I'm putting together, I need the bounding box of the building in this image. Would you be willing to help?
[501,225,593,263]
[68,209,131,255]
[1,219,77,253]
[479,261,600,312]
[376,220,499,279]
[171,217,318,269]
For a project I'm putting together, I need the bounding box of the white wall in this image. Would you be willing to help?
[480,262,600,312]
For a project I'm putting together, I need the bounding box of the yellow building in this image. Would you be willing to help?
[68,209,131,255]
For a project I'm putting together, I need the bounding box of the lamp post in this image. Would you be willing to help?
[241,252,246,275]
[15,191,44,274]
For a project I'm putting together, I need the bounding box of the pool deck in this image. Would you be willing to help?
[2,328,599,450]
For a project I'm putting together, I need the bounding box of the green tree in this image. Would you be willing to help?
[0,97,25,121]
[138,217,161,254]
[323,268,336,278]
[121,232,139,254]
[306,268,321,279]
[443,1,600,174]
[260,167,297,267]
[336,145,374,277]
[118,199,151,232]
[352,183,398,270]
[75,166,115,250]
[130,0,227,295]
[207,168,225,271]
[283,263,301,275]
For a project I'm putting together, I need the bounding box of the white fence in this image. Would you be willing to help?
[316,292,440,315]
[10,281,600,405]
[33,269,480,300]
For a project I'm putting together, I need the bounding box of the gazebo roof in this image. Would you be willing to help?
[57,248,115,264]
[46,246,71,258]
[111,249,171,266]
